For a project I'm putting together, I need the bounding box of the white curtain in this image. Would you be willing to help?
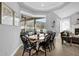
[60,18,70,32]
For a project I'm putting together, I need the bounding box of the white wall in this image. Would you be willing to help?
[70,13,79,33]
[0,25,21,56]
[46,12,60,35]
[54,2,79,18]
[0,2,21,56]
[59,12,79,34]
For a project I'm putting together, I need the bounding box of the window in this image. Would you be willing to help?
[14,13,20,26]
[14,17,20,26]
[36,18,46,33]
[25,20,34,32]
[20,17,46,35]
[20,21,25,29]
[2,3,14,25]
[60,19,70,32]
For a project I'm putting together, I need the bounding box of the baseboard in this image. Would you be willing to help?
[11,44,23,56]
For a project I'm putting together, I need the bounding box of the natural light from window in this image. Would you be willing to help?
[60,19,70,32]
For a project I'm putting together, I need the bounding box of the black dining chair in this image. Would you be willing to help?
[61,31,70,44]
[20,35,37,56]
[50,32,56,50]
[38,34,51,56]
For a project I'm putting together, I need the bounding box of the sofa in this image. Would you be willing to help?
[61,31,79,45]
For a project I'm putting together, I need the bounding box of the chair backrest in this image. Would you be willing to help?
[61,31,69,37]
[44,34,51,46]
[51,32,56,40]
[20,35,31,47]
[61,31,70,41]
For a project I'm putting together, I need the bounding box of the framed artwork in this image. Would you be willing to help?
[76,18,79,24]
[51,20,55,28]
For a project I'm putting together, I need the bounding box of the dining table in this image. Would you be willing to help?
[28,33,47,55]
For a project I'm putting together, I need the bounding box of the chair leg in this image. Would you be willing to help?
[29,50,31,56]
[70,39,72,46]
[50,43,52,50]
[45,48,47,56]
[22,48,25,56]
[48,45,51,52]
[53,43,55,49]
[36,46,40,55]
[36,50,38,55]
[62,39,64,44]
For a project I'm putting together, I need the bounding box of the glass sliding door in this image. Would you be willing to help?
[35,18,46,33]
[20,17,46,35]
[25,20,35,35]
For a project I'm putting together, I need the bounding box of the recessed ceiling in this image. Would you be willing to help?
[23,2,65,11]
[54,2,79,18]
